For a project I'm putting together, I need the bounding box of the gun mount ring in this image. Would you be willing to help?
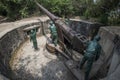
[46,39,56,54]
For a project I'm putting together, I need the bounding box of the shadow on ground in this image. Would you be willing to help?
[13,58,77,80]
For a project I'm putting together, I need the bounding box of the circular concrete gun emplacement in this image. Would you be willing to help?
[0,17,77,80]
[0,16,119,80]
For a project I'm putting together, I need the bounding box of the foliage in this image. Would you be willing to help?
[38,0,74,18]
[0,2,7,16]
[0,0,36,20]
[72,0,120,25]
[108,8,120,26]
[0,0,119,25]
[0,0,74,20]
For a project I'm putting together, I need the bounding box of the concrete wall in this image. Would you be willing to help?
[69,19,102,39]
[96,27,120,79]
[99,27,120,80]
[0,21,42,79]
[82,26,120,80]
[0,16,50,79]
[99,27,115,65]
[40,19,50,35]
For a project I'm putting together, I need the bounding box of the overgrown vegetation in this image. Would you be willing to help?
[0,0,119,25]
[0,0,36,20]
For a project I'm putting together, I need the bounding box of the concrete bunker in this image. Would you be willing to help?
[0,17,120,80]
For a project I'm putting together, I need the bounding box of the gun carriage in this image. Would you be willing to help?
[35,1,101,55]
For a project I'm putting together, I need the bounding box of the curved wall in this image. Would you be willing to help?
[0,21,42,79]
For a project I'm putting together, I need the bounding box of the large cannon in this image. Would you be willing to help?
[35,1,101,54]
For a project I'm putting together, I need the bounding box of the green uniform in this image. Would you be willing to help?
[30,29,38,50]
[49,22,58,46]
[80,35,101,80]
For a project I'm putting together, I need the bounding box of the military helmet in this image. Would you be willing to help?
[94,35,101,41]
[49,21,53,25]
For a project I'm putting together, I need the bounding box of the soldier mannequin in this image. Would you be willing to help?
[49,21,58,46]
[30,29,38,50]
[79,35,101,80]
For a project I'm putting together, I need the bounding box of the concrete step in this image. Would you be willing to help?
[65,57,103,80]
[0,74,9,80]
[65,60,84,80]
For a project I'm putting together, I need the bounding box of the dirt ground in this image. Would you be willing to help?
[10,35,77,80]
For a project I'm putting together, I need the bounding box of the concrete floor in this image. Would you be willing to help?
[10,35,77,80]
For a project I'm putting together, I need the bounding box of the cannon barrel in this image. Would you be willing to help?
[35,1,74,41]
[35,0,58,21]
[35,1,88,54]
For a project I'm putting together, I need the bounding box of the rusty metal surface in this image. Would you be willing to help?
[35,1,101,54]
